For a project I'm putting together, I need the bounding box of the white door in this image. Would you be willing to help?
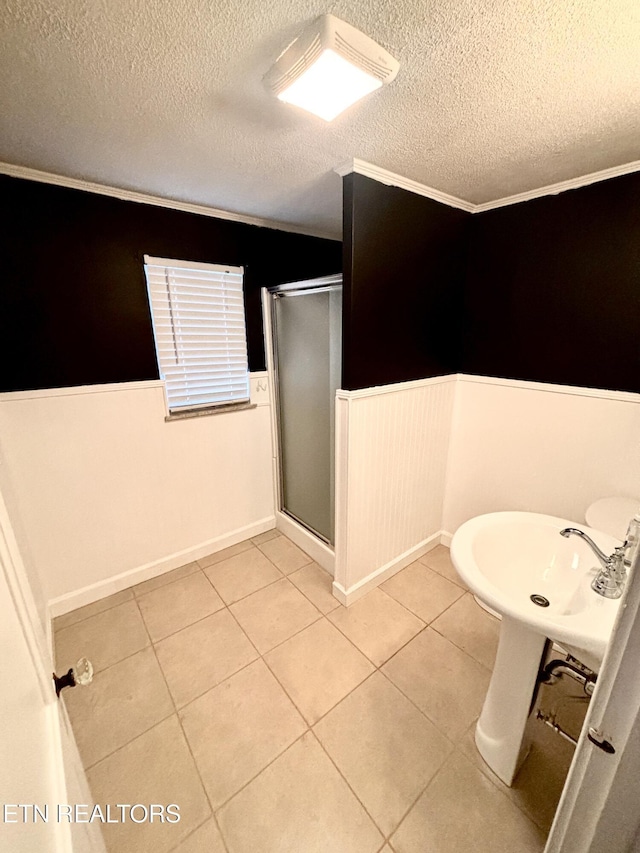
[0,487,105,853]
[545,547,640,852]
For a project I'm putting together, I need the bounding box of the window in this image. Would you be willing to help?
[143,255,250,413]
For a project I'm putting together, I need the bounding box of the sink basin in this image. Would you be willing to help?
[450,511,623,786]
[451,511,621,670]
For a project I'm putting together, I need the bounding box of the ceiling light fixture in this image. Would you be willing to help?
[264,14,399,122]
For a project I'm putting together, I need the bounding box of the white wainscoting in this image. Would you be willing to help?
[0,376,275,615]
[334,376,456,604]
[443,375,640,537]
[3,370,637,619]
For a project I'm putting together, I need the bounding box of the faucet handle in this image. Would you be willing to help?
[607,545,627,586]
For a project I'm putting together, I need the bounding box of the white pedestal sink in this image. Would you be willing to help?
[451,512,621,786]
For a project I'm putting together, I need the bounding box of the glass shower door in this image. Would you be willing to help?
[273,280,341,544]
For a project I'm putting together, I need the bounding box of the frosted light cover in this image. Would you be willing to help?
[277,49,382,121]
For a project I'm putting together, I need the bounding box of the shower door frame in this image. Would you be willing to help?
[262,275,342,573]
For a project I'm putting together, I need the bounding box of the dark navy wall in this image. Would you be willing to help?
[342,173,469,391]
[0,176,341,392]
[462,172,640,393]
[343,170,640,394]
[4,168,638,396]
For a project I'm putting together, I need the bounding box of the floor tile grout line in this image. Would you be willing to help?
[376,659,461,751]
[250,529,282,546]
[254,536,315,573]
[383,744,461,847]
[165,815,219,853]
[257,552,316,576]
[170,649,262,714]
[57,577,226,671]
[174,615,373,820]
[324,586,432,663]
[307,727,387,842]
[140,564,316,646]
[380,587,495,676]
[223,600,264,657]
[132,563,206,600]
[58,637,153,680]
[425,592,497,672]
[200,535,322,605]
[135,595,178,712]
[81,600,203,777]
[375,654,564,839]
[56,531,319,643]
[227,575,324,653]
[196,540,257,571]
[451,745,549,837]
[302,612,487,755]
[211,729,312,817]
[78,665,445,849]
[419,565,468,592]
[54,599,144,647]
[65,534,540,848]
[456,717,559,835]
[60,539,470,715]
[75,598,178,772]
[247,610,325,657]
[142,598,227,645]
[72,544,321,661]
[149,592,261,712]
[328,609,428,671]
[305,667,378,729]
[212,810,232,853]
[53,591,137,632]
[81,708,177,773]
[173,705,221,838]
[262,624,384,733]
[429,622,495,674]
[380,564,466,622]
[163,611,325,716]
[422,561,469,594]
[264,605,372,670]
[137,593,224,840]
[56,557,217,629]
[259,650,318,728]
[201,567,285,608]
[287,566,344,615]
[418,545,467,580]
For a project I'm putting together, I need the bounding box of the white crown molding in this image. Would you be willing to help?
[336,157,640,215]
[0,162,337,241]
[473,159,640,213]
[336,158,475,213]
[4,157,639,236]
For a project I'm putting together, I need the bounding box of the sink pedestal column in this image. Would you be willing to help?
[475,616,547,786]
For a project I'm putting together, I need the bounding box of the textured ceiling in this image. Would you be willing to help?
[1,0,639,237]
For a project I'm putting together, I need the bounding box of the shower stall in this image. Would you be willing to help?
[264,275,342,569]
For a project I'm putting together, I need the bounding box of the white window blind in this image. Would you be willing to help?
[143,255,250,412]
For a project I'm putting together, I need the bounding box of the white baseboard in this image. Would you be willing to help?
[48,516,276,617]
[275,511,335,575]
[440,530,453,546]
[332,531,442,606]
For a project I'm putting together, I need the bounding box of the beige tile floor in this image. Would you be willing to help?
[55,535,577,853]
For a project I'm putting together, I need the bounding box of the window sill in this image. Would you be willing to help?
[165,402,257,422]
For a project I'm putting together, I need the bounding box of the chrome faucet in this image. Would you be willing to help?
[560,527,627,599]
